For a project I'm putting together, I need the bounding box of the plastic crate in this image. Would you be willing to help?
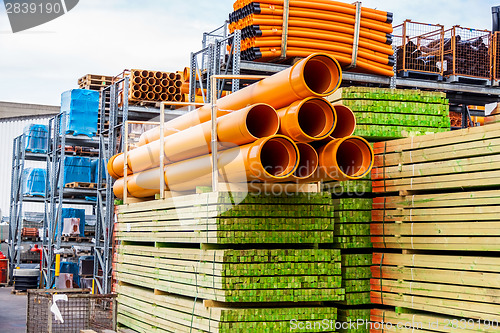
[24,124,49,153]
[22,168,46,197]
[60,89,99,137]
[394,20,445,76]
[443,25,492,79]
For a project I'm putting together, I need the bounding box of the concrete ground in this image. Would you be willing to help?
[0,286,27,333]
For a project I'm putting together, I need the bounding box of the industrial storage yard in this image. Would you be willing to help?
[2,0,500,332]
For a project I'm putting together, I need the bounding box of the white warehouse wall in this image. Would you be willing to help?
[0,116,52,218]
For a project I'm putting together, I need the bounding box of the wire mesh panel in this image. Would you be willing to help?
[394,20,444,75]
[27,289,116,333]
[444,25,492,79]
[493,32,500,80]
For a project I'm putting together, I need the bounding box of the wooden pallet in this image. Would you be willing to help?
[64,182,101,189]
[61,235,92,243]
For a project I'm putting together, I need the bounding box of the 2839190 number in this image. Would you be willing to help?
[5,2,62,14]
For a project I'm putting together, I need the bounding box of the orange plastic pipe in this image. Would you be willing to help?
[154,85,163,93]
[138,53,342,146]
[160,93,168,101]
[174,94,182,102]
[146,91,155,100]
[234,0,392,22]
[113,135,299,197]
[160,79,169,87]
[330,105,356,138]
[154,71,163,79]
[243,11,392,34]
[252,29,393,55]
[231,18,390,44]
[277,97,335,142]
[280,142,318,181]
[247,38,392,64]
[248,0,392,23]
[313,136,373,181]
[258,49,394,77]
[140,70,149,79]
[132,76,143,85]
[140,84,149,93]
[131,90,142,100]
[107,104,279,179]
[181,82,190,94]
[168,73,176,80]
[147,77,156,86]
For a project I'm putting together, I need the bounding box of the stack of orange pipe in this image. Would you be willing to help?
[179,67,230,103]
[109,54,374,199]
[129,69,184,103]
[228,0,394,77]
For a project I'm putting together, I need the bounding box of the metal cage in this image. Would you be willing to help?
[394,20,445,76]
[27,289,116,333]
[492,31,500,81]
[444,25,492,79]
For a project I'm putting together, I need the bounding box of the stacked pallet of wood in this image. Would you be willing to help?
[128,69,184,106]
[370,121,500,325]
[327,87,450,140]
[78,74,114,91]
[115,192,344,332]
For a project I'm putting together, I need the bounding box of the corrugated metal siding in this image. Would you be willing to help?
[0,116,51,217]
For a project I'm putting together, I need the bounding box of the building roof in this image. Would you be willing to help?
[0,101,59,121]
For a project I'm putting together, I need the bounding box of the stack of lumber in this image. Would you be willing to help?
[371,309,500,333]
[371,253,500,320]
[115,192,345,332]
[485,113,500,125]
[371,189,500,250]
[370,121,500,326]
[339,253,371,306]
[115,246,343,303]
[371,122,500,194]
[327,87,450,140]
[117,284,338,333]
[332,198,372,249]
[115,192,335,245]
[337,308,371,333]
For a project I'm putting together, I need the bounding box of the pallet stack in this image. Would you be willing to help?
[114,191,344,332]
[370,121,500,326]
[327,87,450,140]
[77,74,114,135]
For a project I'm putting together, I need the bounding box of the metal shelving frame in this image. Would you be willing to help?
[42,113,101,288]
[8,135,47,283]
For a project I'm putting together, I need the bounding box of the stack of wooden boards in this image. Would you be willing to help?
[115,192,346,332]
[327,87,450,140]
[370,122,500,325]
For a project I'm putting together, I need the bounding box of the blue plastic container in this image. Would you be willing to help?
[60,208,85,237]
[22,168,46,197]
[90,159,107,183]
[60,89,99,137]
[24,124,48,153]
[63,156,91,185]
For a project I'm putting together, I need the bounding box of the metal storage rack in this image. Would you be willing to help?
[8,135,47,283]
[42,113,100,289]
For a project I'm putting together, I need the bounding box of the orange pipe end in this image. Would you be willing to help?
[140,84,149,93]
[132,76,143,85]
[331,104,356,138]
[174,80,182,88]
[132,70,141,77]
[154,71,163,79]
[218,103,280,146]
[316,136,373,181]
[175,73,182,81]
[160,79,169,87]
[140,70,149,78]
[287,142,319,181]
[147,77,156,86]
[278,97,335,142]
[168,73,176,80]
[146,91,155,100]
[154,85,163,93]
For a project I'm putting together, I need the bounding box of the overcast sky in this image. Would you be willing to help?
[0,0,499,105]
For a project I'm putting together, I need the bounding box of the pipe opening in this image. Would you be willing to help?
[331,105,356,138]
[302,55,341,95]
[335,138,372,178]
[133,70,141,77]
[294,143,318,179]
[260,140,291,177]
[246,105,280,138]
[298,99,335,139]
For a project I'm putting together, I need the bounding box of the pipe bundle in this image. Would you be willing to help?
[109,54,374,198]
[128,69,184,104]
[228,0,395,77]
